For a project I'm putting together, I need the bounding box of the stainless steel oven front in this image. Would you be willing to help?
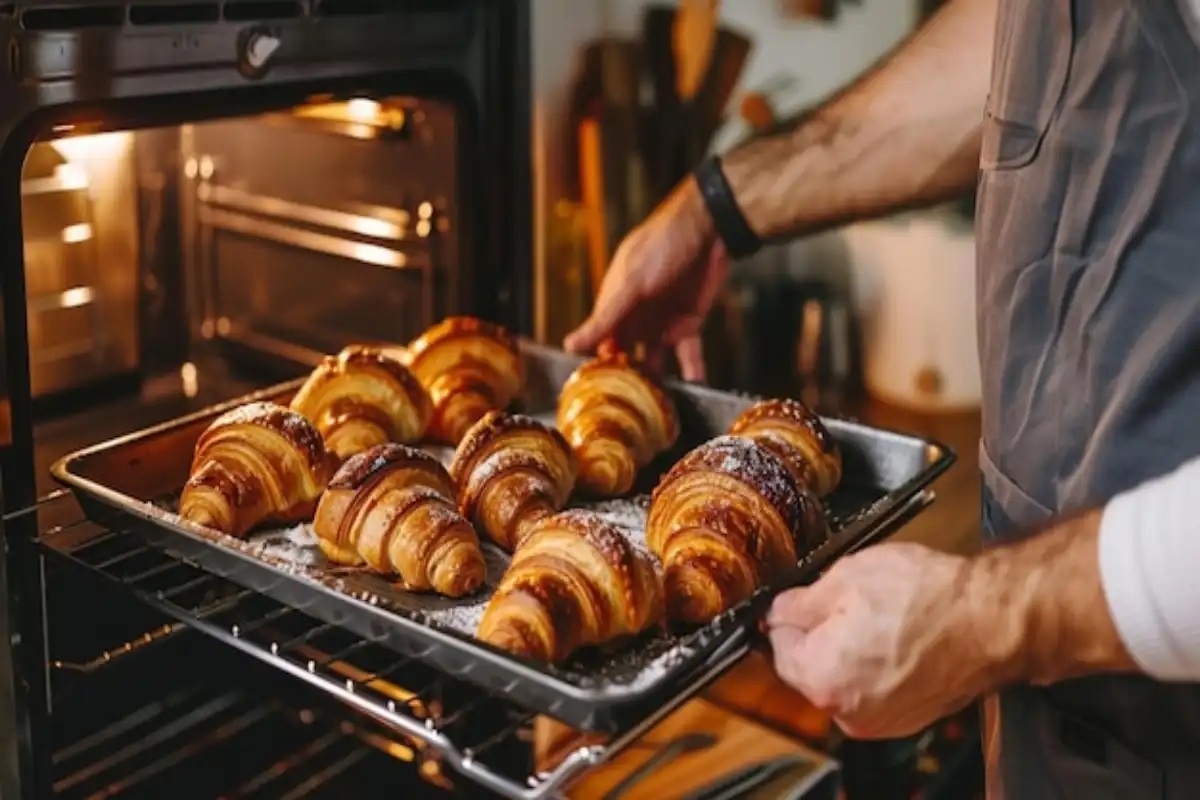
[0,2,532,797]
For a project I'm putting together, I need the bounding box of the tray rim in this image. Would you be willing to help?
[49,342,958,723]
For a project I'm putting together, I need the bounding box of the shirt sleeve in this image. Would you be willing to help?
[1099,456,1200,681]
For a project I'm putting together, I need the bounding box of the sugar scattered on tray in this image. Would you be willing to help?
[586,633,700,695]
[578,495,656,563]
[421,596,491,635]
[251,523,323,567]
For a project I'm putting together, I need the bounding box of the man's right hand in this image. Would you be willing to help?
[563,178,729,383]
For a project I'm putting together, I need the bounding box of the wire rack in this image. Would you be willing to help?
[26,489,749,800]
[53,680,435,799]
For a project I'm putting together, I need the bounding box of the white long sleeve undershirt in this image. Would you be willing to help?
[1099,456,1200,681]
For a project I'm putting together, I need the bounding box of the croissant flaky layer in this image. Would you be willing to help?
[313,444,485,598]
[290,345,432,462]
[449,411,577,552]
[179,402,335,538]
[402,316,524,445]
[727,398,842,497]
[477,509,664,663]
[647,435,827,623]
[557,347,679,498]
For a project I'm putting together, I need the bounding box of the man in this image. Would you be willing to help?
[564,0,1200,796]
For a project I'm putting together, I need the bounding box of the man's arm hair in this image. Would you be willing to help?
[970,450,1200,687]
[969,511,1139,689]
[723,0,997,241]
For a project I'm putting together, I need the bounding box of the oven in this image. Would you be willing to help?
[0,2,556,797]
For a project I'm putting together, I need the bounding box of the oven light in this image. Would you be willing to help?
[58,286,94,309]
[416,219,432,238]
[50,131,130,162]
[51,163,89,191]
[346,98,381,123]
[346,122,373,140]
[180,362,199,398]
[61,223,93,244]
[417,201,433,220]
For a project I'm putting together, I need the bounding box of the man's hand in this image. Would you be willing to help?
[563,179,727,382]
[766,513,1139,740]
[563,0,995,380]
[766,542,1009,739]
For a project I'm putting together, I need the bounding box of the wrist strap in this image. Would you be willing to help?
[693,154,763,260]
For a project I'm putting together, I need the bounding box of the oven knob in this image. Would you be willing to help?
[237,26,281,79]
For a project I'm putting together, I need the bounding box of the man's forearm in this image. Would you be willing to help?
[723,0,996,240]
[965,452,1200,691]
[968,511,1139,689]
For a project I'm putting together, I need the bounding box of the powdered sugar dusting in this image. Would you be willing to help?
[581,495,655,564]
[255,523,323,566]
[591,635,697,694]
[663,435,804,534]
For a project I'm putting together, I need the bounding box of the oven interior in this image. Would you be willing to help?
[24,95,544,798]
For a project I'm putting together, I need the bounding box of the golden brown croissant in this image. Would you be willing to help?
[180,402,335,538]
[402,317,524,445]
[477,509,664,663]
[727,398,842,497]
[312,444,485,598]
[290,345,432,462]
[646,435,826,624]
[556,344,680,497]
[449,411,577,552]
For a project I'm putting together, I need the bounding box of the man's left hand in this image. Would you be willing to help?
[766,542,1008,739]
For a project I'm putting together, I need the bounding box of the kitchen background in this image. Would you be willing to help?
[529,0,978,418]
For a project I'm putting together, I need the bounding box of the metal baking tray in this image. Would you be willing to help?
[51,341,955,733]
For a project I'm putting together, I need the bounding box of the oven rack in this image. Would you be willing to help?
[30,490,750,800]
[54,680,437,799]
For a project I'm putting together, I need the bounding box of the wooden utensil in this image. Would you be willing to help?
[578,112,612,298]
[568,698,826,799]
[642,3,753,196]
[601,732,718,800]
[673,0,720,102]
[682,26,753,166]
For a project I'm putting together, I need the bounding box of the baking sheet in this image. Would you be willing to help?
[52,341,954,731]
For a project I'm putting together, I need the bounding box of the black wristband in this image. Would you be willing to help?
[692,155,763,260]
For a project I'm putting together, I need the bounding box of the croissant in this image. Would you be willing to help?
[556,344,680,497]
[449,411,576,552]
[180,402,335,538]
[477,509,664,663]
[646,435,826,624]
[402,317,524,445]
[727,398,842,497]
[290,345,432,462]
[312,444,485,597]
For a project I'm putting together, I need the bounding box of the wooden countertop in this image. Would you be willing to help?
[702,398,982,742]
[541,700,835,799]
